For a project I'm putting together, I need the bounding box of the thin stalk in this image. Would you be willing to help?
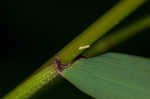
[52,0,147,64]
[3,0,147,99]
[3,64,58,99]
[83,15,150,57]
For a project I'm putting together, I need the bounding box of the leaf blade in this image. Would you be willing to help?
[63,53,150,99]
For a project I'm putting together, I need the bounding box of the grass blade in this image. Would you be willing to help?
[63,53,150,99]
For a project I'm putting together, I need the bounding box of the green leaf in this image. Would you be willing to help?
[63,53,150,99]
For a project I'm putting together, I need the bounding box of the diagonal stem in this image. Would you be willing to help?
[52,0,148,64]
[83,15,150,57]
[3,0,147,98]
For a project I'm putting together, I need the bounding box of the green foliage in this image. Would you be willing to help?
[63,53,150,99]
[3,0,149,98]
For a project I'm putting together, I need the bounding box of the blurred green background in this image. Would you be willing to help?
[0,0,150,98]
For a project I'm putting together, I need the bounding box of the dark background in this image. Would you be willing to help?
[0,0,150,98]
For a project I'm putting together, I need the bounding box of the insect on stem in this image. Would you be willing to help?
[79,45,90,50]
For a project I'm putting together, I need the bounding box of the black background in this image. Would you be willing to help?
[0,0,150,98]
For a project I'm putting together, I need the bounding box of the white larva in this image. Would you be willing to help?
[79,45,90,50]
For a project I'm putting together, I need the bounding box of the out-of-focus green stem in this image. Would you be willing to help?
[83,15,150,57]
[3,64,58,99]
[3,0,147,99]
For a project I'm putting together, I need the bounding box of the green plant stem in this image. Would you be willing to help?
[3,0,147,99]
[83,15,150,57]
[51,0,147,64]
[3,64,58,99]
